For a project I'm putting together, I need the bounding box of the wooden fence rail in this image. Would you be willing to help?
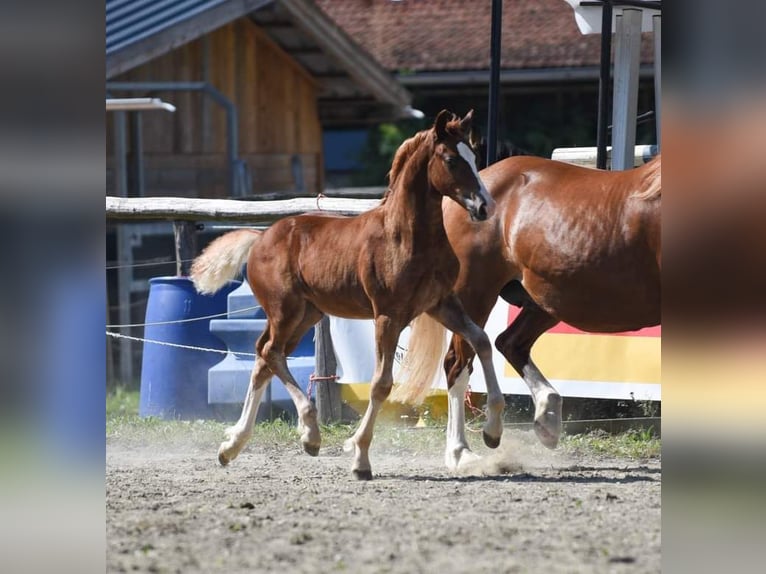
[106,196,380,222]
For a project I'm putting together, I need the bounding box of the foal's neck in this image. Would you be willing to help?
[384,140,446,242]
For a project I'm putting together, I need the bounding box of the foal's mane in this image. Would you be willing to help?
[381,116,465,204]
[387,130,432,190]
[633,154,661,200]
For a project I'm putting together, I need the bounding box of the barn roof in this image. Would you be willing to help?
[106,0,412,124]
[315,0,655,85]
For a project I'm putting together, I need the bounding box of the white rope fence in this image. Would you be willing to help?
[106,304,261,329]
[106,330,255,355]
[105,331,310,361]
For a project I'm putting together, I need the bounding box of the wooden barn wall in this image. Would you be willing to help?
[107,18,323,197]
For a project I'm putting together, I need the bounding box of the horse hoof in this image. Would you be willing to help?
[483,431,501,449]
[218,451,230,467]
[446,448,482,472]
[534,421,560,450]
[352,469,373,481]
[303,443,320,457]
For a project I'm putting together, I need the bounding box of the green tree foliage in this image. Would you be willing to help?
[351,119,425,186]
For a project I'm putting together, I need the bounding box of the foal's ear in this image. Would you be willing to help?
[468,125,481,149]
[460,109,474,134]
[434,109,451,141]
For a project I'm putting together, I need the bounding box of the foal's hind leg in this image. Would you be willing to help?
[430,294,505,449]
[495,302,561,449]
[218,328,273,465]
[218,355,273,465]
[261,304,324,456]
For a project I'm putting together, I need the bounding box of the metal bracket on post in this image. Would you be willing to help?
[611,8,642,170]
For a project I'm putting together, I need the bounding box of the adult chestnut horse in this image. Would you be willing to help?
[190,110,505,480]
[394,154,661,470]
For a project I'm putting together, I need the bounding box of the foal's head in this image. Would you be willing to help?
[429,110,495,221]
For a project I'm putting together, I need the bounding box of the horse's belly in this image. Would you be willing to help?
[542,290,660,332]
[311,293,374,320]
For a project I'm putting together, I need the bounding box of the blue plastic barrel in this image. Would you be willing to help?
[139,276,240,419]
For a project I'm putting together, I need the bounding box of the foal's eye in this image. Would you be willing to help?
[445,156,458,168]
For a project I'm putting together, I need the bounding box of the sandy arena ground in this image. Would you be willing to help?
[107,430,660,573]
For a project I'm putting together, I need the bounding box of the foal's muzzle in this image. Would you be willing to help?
[466,193,495,222]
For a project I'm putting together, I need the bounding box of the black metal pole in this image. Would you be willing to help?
[486,0,503,168]
[596,0,613,170]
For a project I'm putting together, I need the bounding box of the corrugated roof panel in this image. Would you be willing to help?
[106,0,228,54]
[106,0,156,25]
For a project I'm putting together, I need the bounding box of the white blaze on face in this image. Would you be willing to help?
[457,142,495,216]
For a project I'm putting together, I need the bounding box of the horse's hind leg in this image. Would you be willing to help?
[495,301,562,449]
[430,294,505,450]
[262,304,324,456]
[218,329,274,465]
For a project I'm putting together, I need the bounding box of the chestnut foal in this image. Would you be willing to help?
[191,110,504,479]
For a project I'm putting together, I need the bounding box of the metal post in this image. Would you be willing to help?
[486,0,503,168]
[226,104,239,197]
[653,14,661,150]
[114,110,133,385]
[173,221,198,276]
[201,35,213,154]
[106,296,115,384]
[129,111,145,197]
[611,8,642,171]
[596,0,613,170]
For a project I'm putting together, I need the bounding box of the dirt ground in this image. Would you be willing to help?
[107,430,660,574]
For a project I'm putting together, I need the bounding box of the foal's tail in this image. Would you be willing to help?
[390,314,447,406]
[190,229,261,294]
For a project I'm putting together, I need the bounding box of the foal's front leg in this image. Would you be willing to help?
[344,314,401,480]
[430,294,505,449]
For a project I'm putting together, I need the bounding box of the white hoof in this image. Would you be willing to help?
[218,441,236,466]
[445,447,482,472]
[534,392,562,449]
[218,428,250,465]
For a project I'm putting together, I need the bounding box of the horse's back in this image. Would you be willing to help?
[247,211,382,317]
[481,155,653,201]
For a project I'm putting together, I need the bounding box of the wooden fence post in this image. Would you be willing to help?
[315,315,341,423]
[173,220,198,276]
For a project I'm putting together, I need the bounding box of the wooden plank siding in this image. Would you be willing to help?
[107,17,323,198]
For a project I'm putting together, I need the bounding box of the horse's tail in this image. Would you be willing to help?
[190,229,261,294]
[389,313,447,405]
